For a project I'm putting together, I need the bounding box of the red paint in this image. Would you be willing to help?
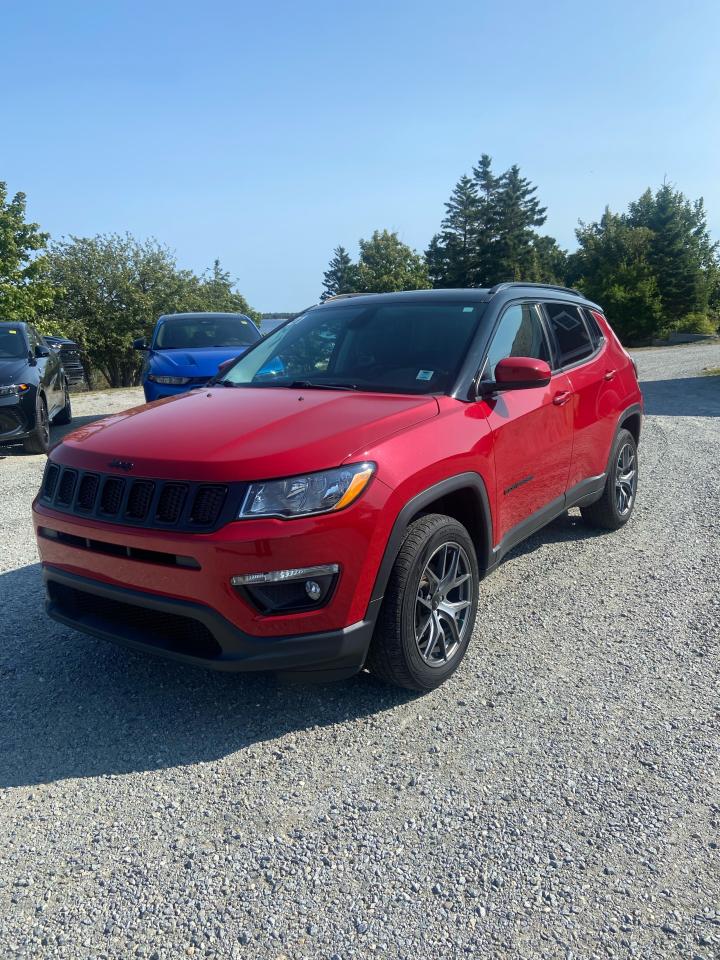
[33,304,642,648]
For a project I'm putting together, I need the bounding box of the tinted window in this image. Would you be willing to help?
[545,303,594,366]
[222,301,484,394]
[583,308,605,346]
[0,324,28,359]
[483,303,550,380]
[155,315,260,350]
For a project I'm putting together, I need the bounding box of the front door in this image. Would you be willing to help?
[477,302,574,546]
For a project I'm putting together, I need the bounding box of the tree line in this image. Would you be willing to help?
[0,183,259,387]
[321,154,720,343]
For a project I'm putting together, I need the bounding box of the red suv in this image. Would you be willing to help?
[33,284,642,690]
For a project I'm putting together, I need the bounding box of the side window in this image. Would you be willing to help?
[482,303,550,380]
[582,308,605,346]
[545,303,594,367]
[26,326,40,351]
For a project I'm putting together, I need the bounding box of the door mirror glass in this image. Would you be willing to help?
[35,343,50,358]
[132,337,148,351]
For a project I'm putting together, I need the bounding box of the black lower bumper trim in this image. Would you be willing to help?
[43,567,374,677]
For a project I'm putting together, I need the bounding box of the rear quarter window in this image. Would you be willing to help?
[544,303,595,367]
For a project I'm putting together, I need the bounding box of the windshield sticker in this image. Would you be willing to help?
[416,369,434,381]
[463,306,474,312]
[7,329,17,334]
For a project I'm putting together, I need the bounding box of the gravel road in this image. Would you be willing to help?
[1,345,719,959]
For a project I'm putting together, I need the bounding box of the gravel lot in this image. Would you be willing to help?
[1,344,719,959]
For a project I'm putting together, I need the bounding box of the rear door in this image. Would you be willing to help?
[478,301,574,545]
[542,302,617,490]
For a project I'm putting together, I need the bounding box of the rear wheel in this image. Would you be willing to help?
[23,394,50,454]
[53,382,72,426]
[581,428,638,530]
[367,514,479,691]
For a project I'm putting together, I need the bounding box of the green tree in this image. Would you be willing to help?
[194,258,260,323]
[356,230,429,292]
[530,235,568,284]
[434,175,479,287]
[568,210,664,343]
[320,245,359,300]
[471,153,500,284]
[491,165,548,281]
[627,184,718,325]
[47,234,258,387]
[0,183,55,322]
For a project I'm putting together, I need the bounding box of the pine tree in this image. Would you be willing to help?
[491,165,547,282]
[320,245,359,301]
[627,183,713,322]
[471,154,499,284]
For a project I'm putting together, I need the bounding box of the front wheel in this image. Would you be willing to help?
[53,382,72,425]
[581,428,638,530]
[23,394,50,454]
[367,514,479,691]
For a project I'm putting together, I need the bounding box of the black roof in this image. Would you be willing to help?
[317,284,597,309]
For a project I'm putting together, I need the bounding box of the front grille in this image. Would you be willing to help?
[38,461,239,533]
[126,480,154,520]
[47,581,221,659]
[190,485,228,526]
[100,477,125,515]
[156,483,188,524]
[76,474,99,511]
[44,463,60,499]
[57,470,77,505]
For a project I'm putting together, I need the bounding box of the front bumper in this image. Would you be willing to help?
[143,380,203,403]
[44,567,375,678]
[0,394,31,441]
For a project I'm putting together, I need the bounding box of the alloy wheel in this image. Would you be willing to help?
[615,442,637,516]
[414,541,473,666]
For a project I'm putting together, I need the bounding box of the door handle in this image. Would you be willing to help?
[604,369,616,381]
[553,391,572,406]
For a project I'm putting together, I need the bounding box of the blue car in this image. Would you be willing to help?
[134,312,261,403]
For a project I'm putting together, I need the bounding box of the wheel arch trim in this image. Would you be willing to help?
[366,472,493,617]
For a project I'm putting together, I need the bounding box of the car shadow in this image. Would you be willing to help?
[640,374,720,417]
[0,413,109,457]
[0,563,418,788]
[502,510,606,563]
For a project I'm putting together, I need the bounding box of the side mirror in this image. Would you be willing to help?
[217,357,236,378]
[35,343,50,358]
[484,357,552,393]
[132,337,148,351]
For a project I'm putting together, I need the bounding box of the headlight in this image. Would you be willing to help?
[0,383,29,398]
[239,462,375,519]
[147,375,191,385]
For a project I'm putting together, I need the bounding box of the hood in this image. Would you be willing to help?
[0,358,29,384]
[148,347,250,379]
[53,387,440,481]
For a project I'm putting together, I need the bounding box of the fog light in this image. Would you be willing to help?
[305,580,322,601]
[230,564,340,615]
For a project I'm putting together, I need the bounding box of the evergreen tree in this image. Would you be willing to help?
[320,245,359,301]
[425,233,454,288]
[627,183,716,322]
[530,235,568,284]
[491,165,547,282]
[568,210,664,342]
[471,154,500,284]
[356,230,429,292]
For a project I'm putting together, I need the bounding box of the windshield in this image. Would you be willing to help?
[0,325,28,359]
[154,315,260,350]
[219,301,485,394]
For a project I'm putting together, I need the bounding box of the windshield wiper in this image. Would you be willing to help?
[288,380,359,391]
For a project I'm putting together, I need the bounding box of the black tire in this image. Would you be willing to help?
[580,428,638,531]
[23,394,50,455]
[366,513,480,691]
[53,382,72,425]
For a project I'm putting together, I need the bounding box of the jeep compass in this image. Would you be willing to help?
[33,284,642,690]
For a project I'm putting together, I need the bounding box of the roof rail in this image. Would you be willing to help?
[487,281,584,298]
[322,292,374,302]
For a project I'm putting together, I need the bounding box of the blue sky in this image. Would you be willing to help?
[2,0,719,311]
